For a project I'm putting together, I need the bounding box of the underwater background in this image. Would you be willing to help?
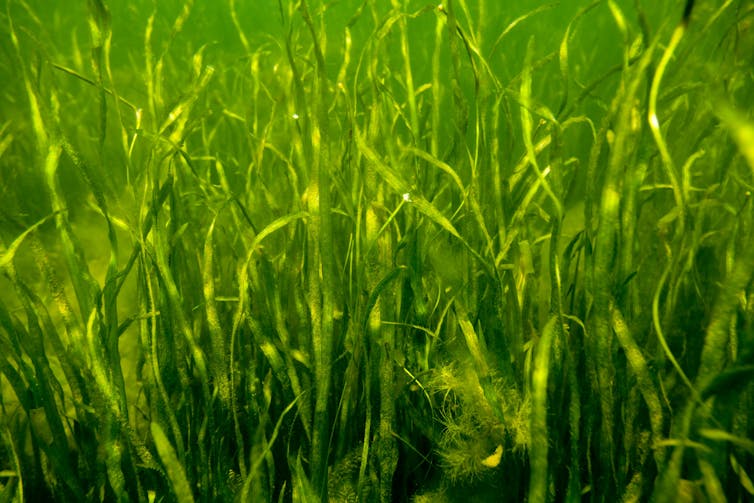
[1,0,754,501]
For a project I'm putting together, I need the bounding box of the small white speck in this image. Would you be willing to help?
[292,113,299,120]
[402,193,411,202]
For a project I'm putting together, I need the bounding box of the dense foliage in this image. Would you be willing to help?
[1,0,753,501]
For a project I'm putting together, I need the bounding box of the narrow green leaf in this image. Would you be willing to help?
[0,213,57,270]
[150,422,195,503]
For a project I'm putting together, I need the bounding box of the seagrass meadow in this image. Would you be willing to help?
[1,0,754,501]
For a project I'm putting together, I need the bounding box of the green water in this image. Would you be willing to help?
[1,0,753,501]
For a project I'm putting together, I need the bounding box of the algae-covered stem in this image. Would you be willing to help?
[296,1,337,499]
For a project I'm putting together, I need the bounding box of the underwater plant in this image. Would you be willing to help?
[1,0,753,501]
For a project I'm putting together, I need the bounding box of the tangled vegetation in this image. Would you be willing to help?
[1,0,753,501]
